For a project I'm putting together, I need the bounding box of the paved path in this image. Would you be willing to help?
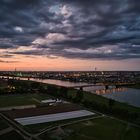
[0,127,13,135]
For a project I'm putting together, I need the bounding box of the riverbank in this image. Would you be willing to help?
[127,83,140,89]
[67,88,140,125]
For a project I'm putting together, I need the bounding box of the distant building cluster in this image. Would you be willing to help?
[0,71,140,84]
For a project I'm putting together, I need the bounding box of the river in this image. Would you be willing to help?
[30,78,140,108]
[1,77,140,107]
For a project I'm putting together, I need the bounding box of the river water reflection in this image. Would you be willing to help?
[84,86,140,107]
[32,79,90,87]
[1,77,140,108]
[35,79,140,108]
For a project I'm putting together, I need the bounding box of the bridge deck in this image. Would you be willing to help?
[71,83,135,88]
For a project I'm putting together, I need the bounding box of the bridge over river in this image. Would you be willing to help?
[71,83,135,90]
[0,76,135,90]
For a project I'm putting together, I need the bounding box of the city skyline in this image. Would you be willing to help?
[0,0,140,71]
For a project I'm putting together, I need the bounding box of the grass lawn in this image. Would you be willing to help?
[0,117,9,130]
[0,93,51,107]
[40,116,140,140]
[0,130,24,140]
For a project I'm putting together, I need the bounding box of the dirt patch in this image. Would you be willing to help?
[4,103,81,118]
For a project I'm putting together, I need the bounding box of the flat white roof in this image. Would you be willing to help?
[15,110,95,125]
[41,99,56,103]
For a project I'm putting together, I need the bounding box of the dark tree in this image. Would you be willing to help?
[31,82,40,89]
[47,85,58,96]
[58,87,68,98]
[75,89,84,102]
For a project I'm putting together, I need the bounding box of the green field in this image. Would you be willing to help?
[0,117,9,130]
[0,93,51,107]
[0,130,24,140]
[40,116,140,140]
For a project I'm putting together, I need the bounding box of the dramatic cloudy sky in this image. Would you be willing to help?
[0,0,140,70]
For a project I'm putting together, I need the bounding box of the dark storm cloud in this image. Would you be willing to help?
[0,0,140,60]
[0,59,18,63]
